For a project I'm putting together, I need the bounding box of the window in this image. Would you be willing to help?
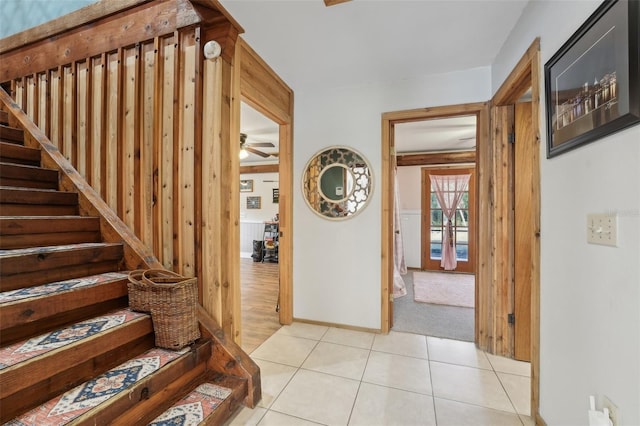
[429,191,469,262]
[422,167,475,273]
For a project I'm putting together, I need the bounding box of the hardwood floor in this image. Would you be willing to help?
[240,257,281,354]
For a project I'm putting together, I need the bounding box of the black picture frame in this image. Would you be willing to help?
[544,0,640,158]
[272,188,279,204]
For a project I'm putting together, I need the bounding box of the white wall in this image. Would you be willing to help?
[293,68,491,329]
[239,172,279,223]
[397,166,423,211]
[239,172,279,257]
[492,2,640,424]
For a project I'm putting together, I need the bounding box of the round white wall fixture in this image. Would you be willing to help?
[203,40,221,59]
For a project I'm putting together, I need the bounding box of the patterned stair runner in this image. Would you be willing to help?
[148,383,233,426]
[0,308,145,369]
[5,347,188,425]
[0,272,128,304]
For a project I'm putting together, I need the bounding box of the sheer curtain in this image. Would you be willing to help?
[431,174,470,271]
[393,169,407,297]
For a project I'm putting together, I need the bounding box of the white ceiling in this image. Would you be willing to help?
[240,102,280,163]
[395,115,477,153]
[227,0,530,159]
[220,0,529,92]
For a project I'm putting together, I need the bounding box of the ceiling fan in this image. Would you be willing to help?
[324,0,351,6]
[240,133,278,158]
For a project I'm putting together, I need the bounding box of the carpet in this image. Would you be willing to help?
[393,272,474,341]
[413,271,474,308]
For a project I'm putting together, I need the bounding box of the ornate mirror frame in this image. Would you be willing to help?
[302,146,373,220]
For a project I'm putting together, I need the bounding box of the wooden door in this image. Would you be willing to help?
[514,101,533,361]
[421,167,476,274]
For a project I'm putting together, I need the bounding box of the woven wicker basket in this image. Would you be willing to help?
[127,269,200,350]
[127,269,152,312]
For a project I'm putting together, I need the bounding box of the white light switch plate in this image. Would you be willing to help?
[587,214,617,246]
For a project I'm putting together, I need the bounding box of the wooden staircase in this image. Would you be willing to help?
[0,98,259,424]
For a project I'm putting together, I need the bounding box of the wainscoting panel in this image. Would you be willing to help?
[400,210,421,269]
[240,221,265,258]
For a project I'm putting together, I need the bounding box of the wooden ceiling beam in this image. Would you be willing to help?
[240,164,279,174]
[396,150,475,166]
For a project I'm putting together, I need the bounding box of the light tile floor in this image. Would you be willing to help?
[226,323,532,426]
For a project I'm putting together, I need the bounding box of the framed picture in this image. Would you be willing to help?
[240,179,253,192]
[272,188,279,204]
[544,0,640,158]
[247,196,261,209]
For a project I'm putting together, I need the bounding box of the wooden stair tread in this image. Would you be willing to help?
[0,186,78,215]
[0,242,124,291]
[0,124,24,144]
[0,162,57,179]
[0,215,100,233]
[0,271,129,331]
[0,186,78,204]
[0,141,40,166]
[0,215,102,249]
[0,241,116,258]
[7,343,211,425]
[0,162,58,189]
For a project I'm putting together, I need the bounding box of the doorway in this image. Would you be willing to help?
[234,38,294,351]
[239,101,282,353]
[391,114,479,342]
[381,102,488,335]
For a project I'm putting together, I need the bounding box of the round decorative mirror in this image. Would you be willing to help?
[302,146,373,220]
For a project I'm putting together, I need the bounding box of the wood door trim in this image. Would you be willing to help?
[381,101,488,334]
[238,38,294,328]
[491,38,541,418]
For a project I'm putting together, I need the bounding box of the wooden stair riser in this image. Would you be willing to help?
[0,216,102,249]
[0,163,58,189]
[0,187,79,216]
[0,315,154,401]
[0,203,79,216]
[0,334,156,423]
[3,261,125,292]
[0,142,40,166]
[0,110,8,125]
[111,360,209,425]
[75,341,212,426]
[0,124,24,144]
[0,244,124,291]
[0,216,100,234]
[0,231,102,249]
[0,277,129,344]
[1,296,128,346]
